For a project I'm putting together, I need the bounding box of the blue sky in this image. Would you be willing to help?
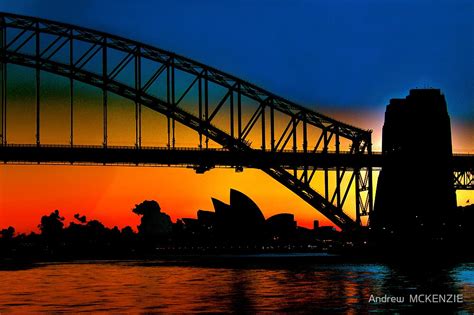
[0,0,472,148]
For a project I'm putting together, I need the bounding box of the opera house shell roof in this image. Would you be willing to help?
[211,189,265,240]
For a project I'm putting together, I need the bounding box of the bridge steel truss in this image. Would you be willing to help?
[0,12,390,231]
[454,171,473,190]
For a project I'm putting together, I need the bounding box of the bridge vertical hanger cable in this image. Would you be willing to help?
[35,21,40,146]
[324,130,329,201]
[166,61,170,149]
[237,83,242,142]
[171,57,175,149]
[0,16,5,145]
[292,117,297,177]
[204,70,208,149]
[303,117,308,184]
[135,46,141,149]
[198,75,202,148]
[261,100,266,151]
[270,105,275,152]
[230,85,234,139]
[102,37,107,148]
[367,138,374,218]
[354,139,362,225]
[69,29,74,147]
[336,130,341,209]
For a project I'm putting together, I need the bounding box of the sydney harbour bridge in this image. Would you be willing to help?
[0,13,472,231]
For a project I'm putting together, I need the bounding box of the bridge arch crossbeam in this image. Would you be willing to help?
[0,12,374,230]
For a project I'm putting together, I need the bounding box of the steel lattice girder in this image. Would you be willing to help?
[454,171,474,190]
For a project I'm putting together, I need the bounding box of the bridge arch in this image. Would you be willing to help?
[0,12,374,230]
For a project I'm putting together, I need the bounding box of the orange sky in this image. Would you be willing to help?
[0,165,350,233]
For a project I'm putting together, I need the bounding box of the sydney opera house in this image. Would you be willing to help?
[178,189,338,245]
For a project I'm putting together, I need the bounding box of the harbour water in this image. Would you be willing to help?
[0,256,473,313]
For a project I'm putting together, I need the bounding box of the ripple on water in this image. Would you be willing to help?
[0,261,473,313]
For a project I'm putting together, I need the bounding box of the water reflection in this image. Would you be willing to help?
[0,260,472,313]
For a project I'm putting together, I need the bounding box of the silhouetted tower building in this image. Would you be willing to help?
[371,89,456,242]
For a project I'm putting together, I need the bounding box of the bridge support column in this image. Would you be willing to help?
[371,89,456,244]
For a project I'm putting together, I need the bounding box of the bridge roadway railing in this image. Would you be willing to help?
[0,144,471,172]
[0,143,377,169]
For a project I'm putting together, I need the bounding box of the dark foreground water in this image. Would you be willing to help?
[0,256,473,313]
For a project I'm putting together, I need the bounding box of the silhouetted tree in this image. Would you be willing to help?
[86,219,105,231]
[0,226,15,240]
[121,226,135,238]
[74,213,87,224]
[38,210,64,241]
[132,200,172,239]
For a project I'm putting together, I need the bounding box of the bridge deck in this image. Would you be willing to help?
[0,145,471,171]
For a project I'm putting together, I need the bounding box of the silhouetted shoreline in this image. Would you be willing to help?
[2,189,473,264]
